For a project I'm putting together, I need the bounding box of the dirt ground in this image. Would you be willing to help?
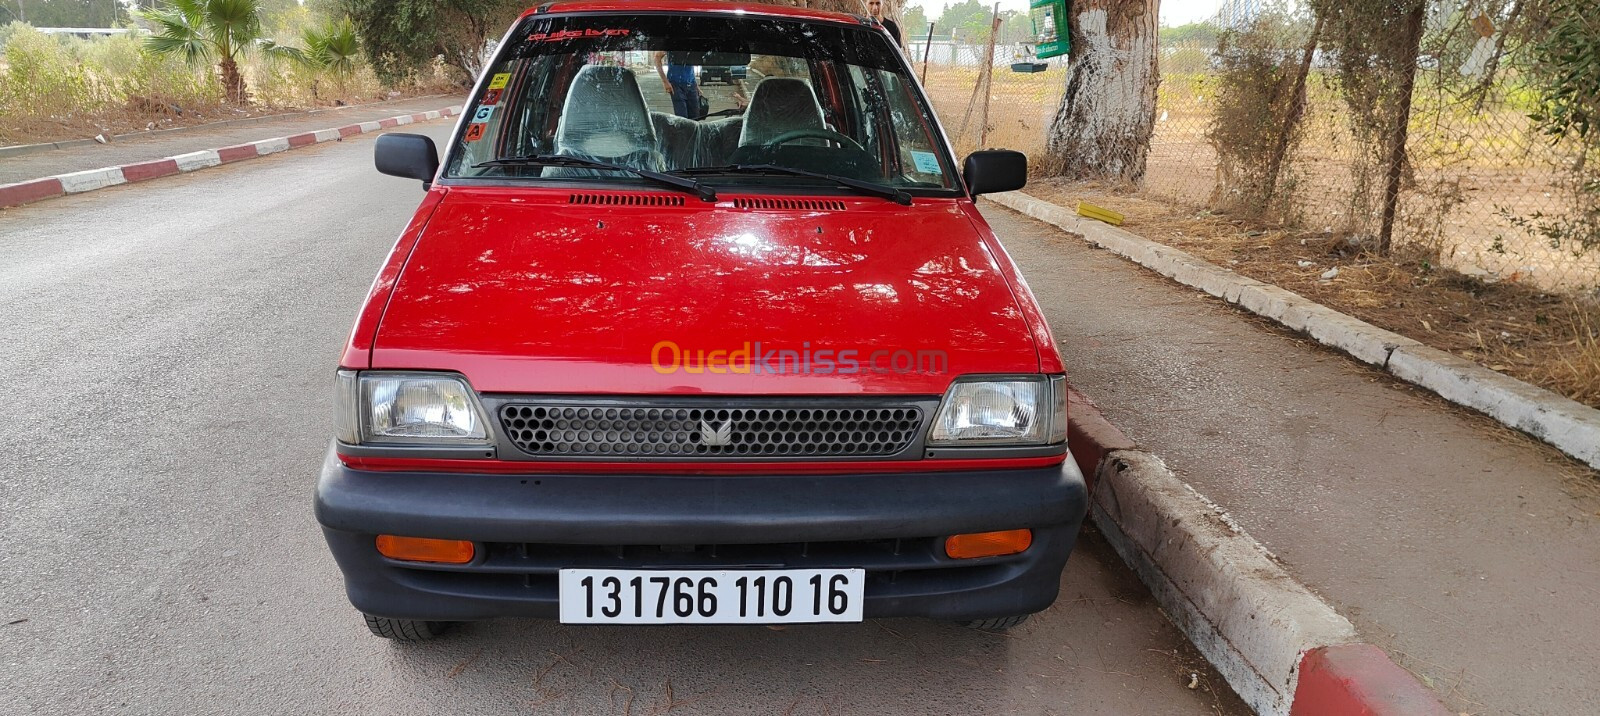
[1026,178,1600,409]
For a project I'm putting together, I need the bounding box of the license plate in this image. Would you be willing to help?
[558,568,865,624]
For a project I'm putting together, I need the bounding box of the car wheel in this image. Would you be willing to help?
[957,614,1031,632]
[363,613,456,641]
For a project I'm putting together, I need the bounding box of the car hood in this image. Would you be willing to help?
[372,188,1039,394]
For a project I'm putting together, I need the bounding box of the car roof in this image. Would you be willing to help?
[524,0,869,26]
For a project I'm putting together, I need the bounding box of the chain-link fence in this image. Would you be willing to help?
[914,2,1600,297]
[906,22,1064,161]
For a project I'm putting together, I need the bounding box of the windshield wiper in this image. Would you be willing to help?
[671,164,912,206]
[474,154,716,202]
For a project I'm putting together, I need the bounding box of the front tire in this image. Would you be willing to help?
[363,613,455,641]
[957,614,1031,632]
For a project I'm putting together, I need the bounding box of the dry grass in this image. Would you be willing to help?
[1027,178,1600,409]
[0,85,451,147]
[918,61,1600,296]
[919,64,1064,157]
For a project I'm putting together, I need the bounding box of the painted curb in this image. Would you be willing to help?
[1066,388,1134,492]
[1067,396,1450,716]
[0,105,461,210]
[1292,644,1453,716]
[987,191,1600,471]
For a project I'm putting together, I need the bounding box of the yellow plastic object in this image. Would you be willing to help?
[1077,201,1125,226]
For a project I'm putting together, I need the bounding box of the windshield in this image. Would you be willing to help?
[444,12,956,193]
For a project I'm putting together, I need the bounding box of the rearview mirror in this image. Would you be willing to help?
[375,133,439,188]
[963,150,1027,196]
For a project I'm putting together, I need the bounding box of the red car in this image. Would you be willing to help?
[316,0,1086,640]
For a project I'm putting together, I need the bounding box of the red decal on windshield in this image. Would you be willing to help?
[481,88,503,105]
[529,28,630,42]
[464,123,486,142]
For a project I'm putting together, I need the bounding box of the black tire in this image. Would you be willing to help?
[957,614,1031,632]
[362,613,455,641]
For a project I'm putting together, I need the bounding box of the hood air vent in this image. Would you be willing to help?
[568,193,686,206]
[732,197,848,211]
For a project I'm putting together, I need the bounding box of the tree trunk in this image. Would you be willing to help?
[1263,13,1324,202]
[1042,0,1161,184]
[1376,2,1426,256]
[219,55,247,104]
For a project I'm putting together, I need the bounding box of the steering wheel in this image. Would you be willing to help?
[764,128,865,152]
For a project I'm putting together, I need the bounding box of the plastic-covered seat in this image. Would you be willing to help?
[650,112,698,171]
[738,78,827,147]
[551,66,663,173]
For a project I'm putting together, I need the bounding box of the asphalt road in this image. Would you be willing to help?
[0,125,1244,714]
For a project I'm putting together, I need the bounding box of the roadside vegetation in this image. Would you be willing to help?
[0,0,458,146]
[911,0,1600,410]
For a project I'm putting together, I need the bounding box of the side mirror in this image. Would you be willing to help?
[962,149,1027,196]
[375,133,439,187]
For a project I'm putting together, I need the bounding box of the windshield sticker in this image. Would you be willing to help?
[487,72,511,90]
[480,88,503,105]
[464,123,486,142]
[472,105,496,123]
[910,150,942,174]
[529,28,630,42]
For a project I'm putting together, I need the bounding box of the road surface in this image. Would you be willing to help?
[0,123,1243,715]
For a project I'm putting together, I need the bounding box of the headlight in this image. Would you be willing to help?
[928,375,1067,446]
[334,370,492,445]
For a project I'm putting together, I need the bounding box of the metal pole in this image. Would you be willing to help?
[920,21,934,85]
[977,2,1001,146]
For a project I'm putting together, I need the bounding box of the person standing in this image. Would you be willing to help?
[653,51,703,119]
[866,0,902,46]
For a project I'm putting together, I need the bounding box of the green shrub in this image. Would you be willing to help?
[0,24,99,117]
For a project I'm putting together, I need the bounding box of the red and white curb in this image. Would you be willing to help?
[989,191,1600,472]
[0,106,460,209]
[1066,390,1451,716]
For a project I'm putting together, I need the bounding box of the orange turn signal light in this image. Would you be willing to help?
[375,535,475,564]
[945,529,1033,560]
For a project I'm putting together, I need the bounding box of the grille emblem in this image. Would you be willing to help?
[698,419,733,447]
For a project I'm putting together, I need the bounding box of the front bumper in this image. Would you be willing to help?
[314,447,1088,622]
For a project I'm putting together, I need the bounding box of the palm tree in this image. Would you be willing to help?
[139,0,290,103]
[300,18,361,100]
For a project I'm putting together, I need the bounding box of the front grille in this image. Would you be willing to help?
[497,402,925,459]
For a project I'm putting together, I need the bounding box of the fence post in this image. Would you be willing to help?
[1377,2,1426,256]
[958,3,1002,145]
[978,4,1002,146]
[921,22,935,85]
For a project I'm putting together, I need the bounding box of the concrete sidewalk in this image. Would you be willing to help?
[982,204,1600,715]
[0,95,465,185]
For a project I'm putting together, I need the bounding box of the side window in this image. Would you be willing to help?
[876,69,947,185]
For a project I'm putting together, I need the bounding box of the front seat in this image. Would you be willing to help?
[551,65,663,174]
[737,77,828,148]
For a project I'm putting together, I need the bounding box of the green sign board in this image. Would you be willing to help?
[1029,0,1070,60]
